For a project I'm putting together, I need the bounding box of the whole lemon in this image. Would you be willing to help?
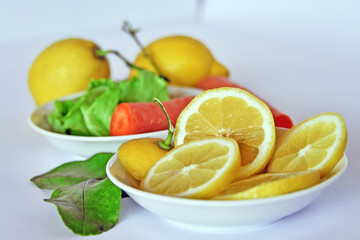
[117,98,174,181]
[117,138,170,181]
[28,38,111,106]
[129,35,229,87]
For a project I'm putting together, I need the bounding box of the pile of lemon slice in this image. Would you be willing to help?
[141,87,347,200]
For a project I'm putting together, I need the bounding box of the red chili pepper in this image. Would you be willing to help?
[110,96,194,136]
[196,76,293,129]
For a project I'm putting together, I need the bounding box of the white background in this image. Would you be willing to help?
[0,0,360,239]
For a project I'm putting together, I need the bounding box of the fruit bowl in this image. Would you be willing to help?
[28,85,203,158]
[106,153,347,232]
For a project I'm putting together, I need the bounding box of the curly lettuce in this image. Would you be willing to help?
[47,70,169,136]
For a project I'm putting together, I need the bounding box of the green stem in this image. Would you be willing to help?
[95,49,144,71]
[122,21,163,76]
[153,98,174,151]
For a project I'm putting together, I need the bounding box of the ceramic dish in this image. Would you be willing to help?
[106,153,347,232]
[28,86,203,158]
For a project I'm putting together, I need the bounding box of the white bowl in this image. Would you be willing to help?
[28,86,203,158]
[106,153,347,232]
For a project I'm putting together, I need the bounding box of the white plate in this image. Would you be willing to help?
[28,85,203,158]
[106,153,347,233]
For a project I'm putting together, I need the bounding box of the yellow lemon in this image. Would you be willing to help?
[174,87,276,180]
[117,98,175,181]
[129,35,229,87]
[214,170,320,200]
[117,138,170,181]
[28,38,110,106]
[267,112,347,177]
[141,137,240,199]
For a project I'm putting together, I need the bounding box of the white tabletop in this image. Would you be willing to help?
[1,0,360,239]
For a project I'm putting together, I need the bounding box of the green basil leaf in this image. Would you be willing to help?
[44,178,121,236]
[31,153,114,190]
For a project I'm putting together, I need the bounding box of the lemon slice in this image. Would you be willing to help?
[267,112,347,177]
[174,87,276,180]
[214,170,320,200]
[141,137,240,199]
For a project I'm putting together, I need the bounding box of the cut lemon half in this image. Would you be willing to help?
[267,112,347,177]
[141,137,240,199]
[214,170,320,200]
[174,87,276,180]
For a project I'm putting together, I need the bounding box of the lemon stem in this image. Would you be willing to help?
[95,49,144,72]
[122,21,163,76]
[153,98,174,151]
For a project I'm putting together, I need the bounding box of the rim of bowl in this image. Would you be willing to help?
[28,116,168,142]
[28,85,202,142]
[106,153,348,207]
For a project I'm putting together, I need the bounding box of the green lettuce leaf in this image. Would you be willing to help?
[30,153,114,190]
[80,79,123,136]
[44,178,122,236]
[47,70,169,136]
[120,70,169,102]
[47,79,122,136]
[47,97,88,135]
